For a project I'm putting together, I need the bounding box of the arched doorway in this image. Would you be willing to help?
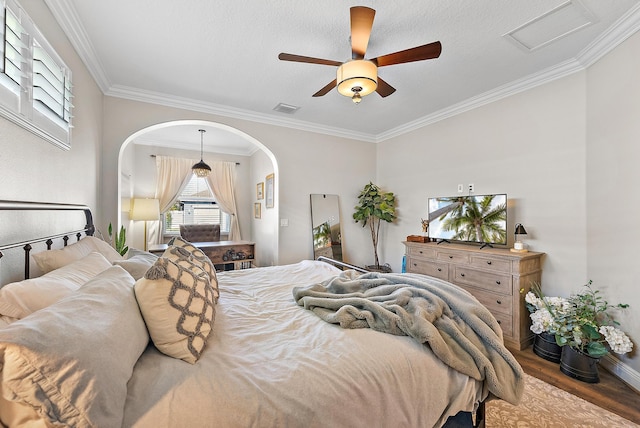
[117,120,279,266]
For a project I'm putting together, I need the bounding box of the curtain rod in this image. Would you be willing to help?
[149,154,240,165]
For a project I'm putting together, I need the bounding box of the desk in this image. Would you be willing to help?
[149,240,255,270]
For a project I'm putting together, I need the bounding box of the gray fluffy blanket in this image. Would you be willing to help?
[292,270,524,405]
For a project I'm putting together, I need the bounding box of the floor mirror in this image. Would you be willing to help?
[310,194,343,261]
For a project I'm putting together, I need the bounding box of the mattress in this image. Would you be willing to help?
[122,260,484,428]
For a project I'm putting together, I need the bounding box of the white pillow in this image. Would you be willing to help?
[0,266,148,428]
[32,236,124,274]
[0,251,112,319]
[113,250,158,280]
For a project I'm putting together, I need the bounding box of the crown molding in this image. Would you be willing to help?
[577,3,640,68]
[47,0,640,144]
[106,85,378,143]
[376,58,585,142]
[377,6,640,143]
[44,0,111,92]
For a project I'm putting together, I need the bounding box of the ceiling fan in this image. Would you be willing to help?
[278,6,442,104]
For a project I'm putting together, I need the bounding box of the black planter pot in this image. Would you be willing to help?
[559,345,600,383]
[365,264,392,273]
[532,332,562,363]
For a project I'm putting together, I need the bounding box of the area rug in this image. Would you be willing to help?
[486,374,638,427]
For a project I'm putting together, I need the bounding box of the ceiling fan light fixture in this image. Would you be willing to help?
[192,129,211,178]
[337,60,377,99]
[352,90,362,104]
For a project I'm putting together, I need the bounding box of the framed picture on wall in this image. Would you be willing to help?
[254,202,261,219]
[265,173,274,208]
[256,182,264,200]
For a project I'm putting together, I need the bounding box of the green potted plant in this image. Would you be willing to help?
[108,222,129,256]
[353,182,397,272]
[553,281,631,358]
[528,280,632,383]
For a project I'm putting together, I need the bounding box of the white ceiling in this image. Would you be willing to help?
[45,0,640,154]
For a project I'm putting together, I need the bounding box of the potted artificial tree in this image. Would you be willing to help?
[353,182,397,272]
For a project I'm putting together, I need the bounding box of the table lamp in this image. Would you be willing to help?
[512,223,528,253]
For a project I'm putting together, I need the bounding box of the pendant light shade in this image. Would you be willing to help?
[192,129,211,177]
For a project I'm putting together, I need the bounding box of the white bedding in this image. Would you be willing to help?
[123,260,484,428]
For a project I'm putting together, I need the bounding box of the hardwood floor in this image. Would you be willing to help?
[509,345,640,425]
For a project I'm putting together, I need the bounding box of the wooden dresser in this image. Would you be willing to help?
[403,241,544,350]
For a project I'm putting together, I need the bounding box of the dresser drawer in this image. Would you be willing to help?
[469,255,511,273]
[407,258,448,281]
[403,241,544,350]
[436,250,469,264]
[408,246,436,259]
[492,311,513,337]
[452,266,512,294]
[465,287,512,316]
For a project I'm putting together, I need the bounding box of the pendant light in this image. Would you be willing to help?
[192,129,211,177]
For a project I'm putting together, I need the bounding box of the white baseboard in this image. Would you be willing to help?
[601,354,640,393]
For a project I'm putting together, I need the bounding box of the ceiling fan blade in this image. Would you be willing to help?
[350,6,375,59]
[312,79,337,97]
[278,53,342,67]
[375,77,396,97]
[373,41,442,67]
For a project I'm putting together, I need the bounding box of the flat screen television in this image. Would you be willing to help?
[427,194,507,248]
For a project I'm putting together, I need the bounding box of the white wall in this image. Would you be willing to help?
[377,72,588,284]
[376,33,640,381]
[250,149,277,266]
[101,97,376,267]
[0,1,103,283]
[586,31,640,380]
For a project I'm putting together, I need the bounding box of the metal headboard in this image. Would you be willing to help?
[0,200,95,279]
[316,256,368,273]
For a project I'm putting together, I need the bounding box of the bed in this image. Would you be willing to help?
[0,201,524,428]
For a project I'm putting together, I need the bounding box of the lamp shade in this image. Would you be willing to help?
[192,129,211,178]
[192,160,211,177]
[130,198,160,221]
[514,223,527,235]
[337,60,378,97]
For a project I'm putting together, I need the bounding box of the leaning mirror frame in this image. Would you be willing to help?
[310,194,343,262]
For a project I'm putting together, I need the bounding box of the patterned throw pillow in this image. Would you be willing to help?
[134,246,216,364]
[168,236,219,302]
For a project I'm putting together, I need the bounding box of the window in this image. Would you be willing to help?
[163,174,230,236]
[0,0,72,149]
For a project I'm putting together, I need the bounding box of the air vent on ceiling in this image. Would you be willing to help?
[503,0,597,52]
[273,103,300,114]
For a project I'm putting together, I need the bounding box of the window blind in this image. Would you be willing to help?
[0,0,72,149]
[33,43,72,124]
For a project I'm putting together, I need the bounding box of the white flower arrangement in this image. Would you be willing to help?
[525,289,570,335]
[525,281,633,358]
[599,325,634,355]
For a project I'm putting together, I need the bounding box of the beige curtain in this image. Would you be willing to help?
[206,161,241,240]
[150,156,194,244]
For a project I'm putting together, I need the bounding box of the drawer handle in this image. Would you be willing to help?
[496,280,501,285]
[449,255,453,259]
[486,261,492,265]
[419,251,423,254]
[437,268,442,272]
[460,273,465,277]
[497,320,501,325]
[413,263,417,267]
[496,300,502,305]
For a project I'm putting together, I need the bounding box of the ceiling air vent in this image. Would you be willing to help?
[273,103,300,114]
